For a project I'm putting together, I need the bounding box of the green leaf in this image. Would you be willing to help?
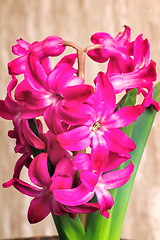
[52,213,85,240]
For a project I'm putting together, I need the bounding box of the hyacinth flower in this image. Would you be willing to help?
[1,26,160,240]
[87,25,135,73]
[54,151,134,218]
[3,152,100,223]
[15,52,94,131]
[87,27,158,111]
[8,36,66,75]
[57,72,144,156]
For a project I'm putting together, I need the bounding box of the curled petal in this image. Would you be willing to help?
[4,178,43,197]
[33,36,65,59]
[47,63,77,93]
[62,84,94,107]
[52,175,73,190]
[55,54,77,67]
[54,183,94,206]
[8,56,27,75]
[12,39,31,56]
[66,202,100,214]
[29,153,51,187]
[101,162,134,189]
[110,60,157,94]
[95,186,114,218]
[13,153,32,179]
[43,105,64,134]
[28,194,52,223]
[24,120,45,150]
[104,152,131,172]
[26,51,47,91]
[57,103,91,126]
[115,25,131,44]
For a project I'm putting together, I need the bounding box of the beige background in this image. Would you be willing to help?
[0,0,160,239]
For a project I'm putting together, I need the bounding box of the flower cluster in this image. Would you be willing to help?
[1,26,159,224]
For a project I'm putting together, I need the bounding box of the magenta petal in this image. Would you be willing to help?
[28,194,52,223]
[101,162,134,189]
[62,84,94,107]
[47,63,77,93]
[8,56,27,75]
[66,202,100,214]
[44,105,64,134]
[54,158,75,177]
[0,78,20,120]
[133,34,144,69]
[57,126,91,151]
[94,72,116,118]
[95,185,114,217]
[54,183,94,206]
[104,152,131,172]
[40,57,52,75]
[12,39,30,56]
[103,105,144,129]
[34,35,65,59]
[3,179,15,188]
[13,153,32,179]
[52,175,73,189]
[26,51,47,91]
[15,79,52,110]
[91,132,109,171]
[115,26,131,44]
[29,153,51,187]
[80,171,99,191]
[44,130,69,166]
[58,103,92,126]
[110,60,156,94]
[55,54,77,67]
[104,128,136,154]
[72,153,91,171]
[10,178,43,197]
[24,120,45,150]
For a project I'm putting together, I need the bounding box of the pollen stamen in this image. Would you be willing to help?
[92,122,102,131]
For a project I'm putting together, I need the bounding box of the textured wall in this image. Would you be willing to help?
[0,0,160,239]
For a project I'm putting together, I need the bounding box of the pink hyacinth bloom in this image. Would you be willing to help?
[15,52,94,129]
[0,76,45,120]
[8,36,65,75]
[0,76,45,154]
[87,26,134,73]
[57,72,144,157]
[54,152,134,218]
[3,153,100,223]
[108,60,157,109]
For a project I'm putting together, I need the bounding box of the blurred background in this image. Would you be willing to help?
[0,0,160,239]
